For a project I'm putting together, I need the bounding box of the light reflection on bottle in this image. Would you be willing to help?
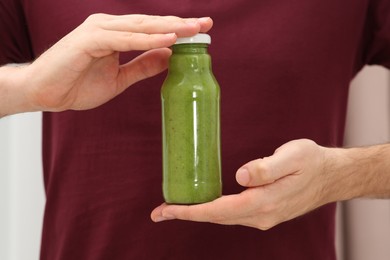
[192,91,199,183]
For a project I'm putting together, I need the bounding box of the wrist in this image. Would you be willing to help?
[321,147,359,203]
[322,144,390,203]
[0,63,35,117]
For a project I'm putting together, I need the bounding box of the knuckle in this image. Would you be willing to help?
[86,13,106,23]
[132,15,147,26]
[168,208,192,221]
[254,214,278,230]
[123,31,135,40]
[82,14,107,32]
[256,221,274,231]
[253,161,272,183]
[246,216,276,231]
[162,15,183,24]
[294,139,318,156]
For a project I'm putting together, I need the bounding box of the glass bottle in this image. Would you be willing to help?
[161,33,222,204]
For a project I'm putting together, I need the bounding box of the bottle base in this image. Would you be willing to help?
[163,182,222,205]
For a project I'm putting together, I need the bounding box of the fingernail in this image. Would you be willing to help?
[236,168,250,185]
[154,212,175,222]
[198,17,211,23]
[154,216,169,222]
[164,33,177,39]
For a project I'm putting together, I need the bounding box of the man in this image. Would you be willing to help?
[1,1,389,259]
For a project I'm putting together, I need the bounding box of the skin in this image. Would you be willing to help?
[0,14,213,117]
[151,139,390,230]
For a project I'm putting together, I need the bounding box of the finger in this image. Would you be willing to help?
[85,32,177,57]
[151,194,252,225]
[94,14,212,37]
[116,48,171,93]
[197,17,213,33]
[236,152,300,187]
[151,203,175,222]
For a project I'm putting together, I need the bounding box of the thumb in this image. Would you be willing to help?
[116,47,171,93]
[236,147,300,187]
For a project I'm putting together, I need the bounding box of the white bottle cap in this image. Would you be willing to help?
[174,33,211,45]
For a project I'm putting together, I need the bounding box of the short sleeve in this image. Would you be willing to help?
[363,0,390,68]
[0,0,33,65]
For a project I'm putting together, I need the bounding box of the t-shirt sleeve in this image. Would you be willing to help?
[363,0,390,68]
[0,0,33,65]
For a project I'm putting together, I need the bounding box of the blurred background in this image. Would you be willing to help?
[0,66,389,260]
[339,65,390,260]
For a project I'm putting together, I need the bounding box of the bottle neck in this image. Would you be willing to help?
[169,43,211,72]
[171,43,209,54]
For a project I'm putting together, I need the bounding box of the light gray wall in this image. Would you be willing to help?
[342,65,390,260]
[0,112,45,260]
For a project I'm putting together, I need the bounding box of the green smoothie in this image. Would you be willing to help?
[161,34,222,204]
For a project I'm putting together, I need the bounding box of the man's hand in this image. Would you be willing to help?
[152,138,390,230]
[151,139,332,230]
[0,14,212,116]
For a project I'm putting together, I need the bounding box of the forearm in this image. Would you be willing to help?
[323,143,390,202]
[0,64,33,117]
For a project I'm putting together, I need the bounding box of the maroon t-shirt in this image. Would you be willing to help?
[1,0,390,259]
